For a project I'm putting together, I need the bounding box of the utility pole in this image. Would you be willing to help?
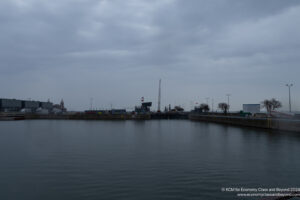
[211,98,214,112]
[226,94,231,112]
[158,79,161,112]
[286,84,293,112]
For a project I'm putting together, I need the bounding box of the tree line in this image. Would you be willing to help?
[194,98,282,115]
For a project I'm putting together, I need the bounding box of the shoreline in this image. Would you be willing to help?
[189,114,300,133]
[1,112,300,133]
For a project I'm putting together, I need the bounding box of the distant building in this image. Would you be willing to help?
[36,107,49,115]
[0,99,22,112]
[85,110,107,114]
[243,104,260,114]
[40,102,53,110]
[0,98,54,113]
[111,109,127,115]
[135,102,152,113]
[52,99,67,113]
[22,100,39,112]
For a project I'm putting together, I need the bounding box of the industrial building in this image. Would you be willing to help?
[0,98,53,112]
[243,104,260,114]
[39,102,53,110]
[22,100,40,111]
[0,99,22,112]
[85,109,127,115]
[135,102,152,113]
[111,109,127,114]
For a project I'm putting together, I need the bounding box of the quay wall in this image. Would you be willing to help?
[189,114,300,132]
[16,112,300,132]
[24,114,69,120]
[151,112,189,119]
[24,113,151,120]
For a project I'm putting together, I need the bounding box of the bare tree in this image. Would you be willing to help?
[200,103,210,112]
[262,98,282,114]
[262,99,272,113]
[271,98,282,110]
[218,103,229,114]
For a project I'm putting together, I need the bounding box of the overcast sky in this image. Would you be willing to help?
[0,0,299,111]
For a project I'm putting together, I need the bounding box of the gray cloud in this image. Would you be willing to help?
[0,0,299,111]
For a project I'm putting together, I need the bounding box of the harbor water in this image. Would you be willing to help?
[0,120,299,200]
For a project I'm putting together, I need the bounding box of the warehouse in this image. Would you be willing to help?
[0,99,22,112]
[40,102,53,110]
[243,104,260,114]
[0,98,54,112]
[22,100,40,111]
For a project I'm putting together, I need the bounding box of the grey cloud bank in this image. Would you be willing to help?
[0,0,299,111]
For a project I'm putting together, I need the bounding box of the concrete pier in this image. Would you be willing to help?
[189,114,300,132]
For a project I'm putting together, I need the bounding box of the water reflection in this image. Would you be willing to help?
[0,120,300,200]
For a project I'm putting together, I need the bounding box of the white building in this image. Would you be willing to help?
[243,104,260,114]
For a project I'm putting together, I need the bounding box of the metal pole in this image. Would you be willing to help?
[158,79,161,112]
[286,84,293,112]
[226,94,231,112]
[289,86,291,112]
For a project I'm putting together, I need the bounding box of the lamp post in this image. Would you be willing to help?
[226,94,231,112]
[286,84,293,112]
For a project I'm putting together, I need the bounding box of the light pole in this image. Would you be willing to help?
[286,84,293,112]
[226,94,231,112]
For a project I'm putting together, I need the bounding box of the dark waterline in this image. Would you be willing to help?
[0,120,300,200]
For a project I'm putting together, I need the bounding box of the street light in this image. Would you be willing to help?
[226,94,231,112]
[286,84,293,113]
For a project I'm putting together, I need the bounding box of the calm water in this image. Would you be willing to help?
[0,120,300,200]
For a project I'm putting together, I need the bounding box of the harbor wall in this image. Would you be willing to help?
[24,112,188,120]
[5,112,300,132]
[189,114,300,132]
[151,112,189,119]
[24,113,151,120]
